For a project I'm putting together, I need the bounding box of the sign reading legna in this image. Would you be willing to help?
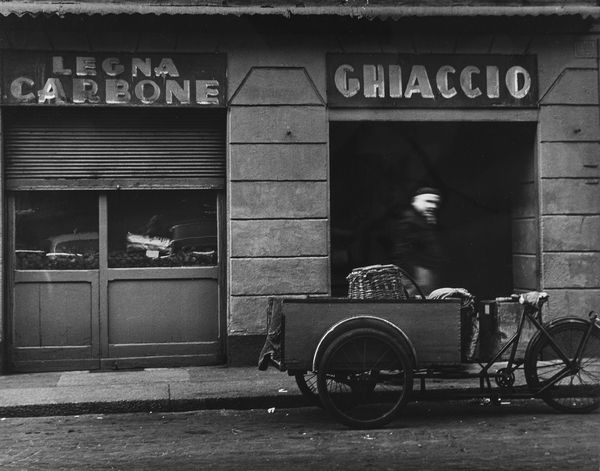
[2,53,226,106]
[327,54,537,108]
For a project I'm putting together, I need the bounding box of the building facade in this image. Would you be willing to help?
[0,1,598,372]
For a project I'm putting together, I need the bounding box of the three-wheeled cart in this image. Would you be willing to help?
[258,267,600,429]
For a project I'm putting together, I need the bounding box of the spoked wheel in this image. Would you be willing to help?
[525,321,600,413]
[294,371,321,407]
[316,328,413,428]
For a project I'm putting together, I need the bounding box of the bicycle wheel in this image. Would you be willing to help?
[294,371,321,407]
[525,321,600,413]
[316,328,413,428]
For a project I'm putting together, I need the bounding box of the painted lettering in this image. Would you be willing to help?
[388,65,402,98]
[405,65,434,99]
[196,80,220,105]
[132,58,152,78]
[166,80,191,105]
[363,64,385,98]
[37,78,67,104]
[334,64,360,98]
[486,66,500,99]
[76,57,97,77]
[72,79,101,104]
[135,80,161,104]
[52,56,72,75]
[10,77,35,102]
[460,66,482,99]
[105,79,131,104]
[506,66,531,99]
[102,58,125,77]
[154,58,180,78]
[436,66,457,99]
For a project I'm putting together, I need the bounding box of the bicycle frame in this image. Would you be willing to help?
[479,302,598,395]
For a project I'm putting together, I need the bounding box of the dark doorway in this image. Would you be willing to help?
[330,121,537,301]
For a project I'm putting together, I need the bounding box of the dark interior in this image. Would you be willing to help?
[330,121,536,301]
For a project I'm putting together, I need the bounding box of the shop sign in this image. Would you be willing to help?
[327,54,537,108]
[2,52,226,106]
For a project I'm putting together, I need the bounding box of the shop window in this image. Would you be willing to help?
[107,190,217,268]
[15,191,99,270]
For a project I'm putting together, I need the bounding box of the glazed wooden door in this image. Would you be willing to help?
[9,191,222,372]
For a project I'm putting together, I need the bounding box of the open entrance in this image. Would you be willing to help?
[330,121,538,301]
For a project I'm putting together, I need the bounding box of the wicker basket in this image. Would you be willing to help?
[346,264,411,300]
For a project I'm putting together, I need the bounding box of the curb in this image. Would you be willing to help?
[0,394,310,418]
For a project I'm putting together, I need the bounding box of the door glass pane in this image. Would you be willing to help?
[108,191,217,268]
[15,191,99,270]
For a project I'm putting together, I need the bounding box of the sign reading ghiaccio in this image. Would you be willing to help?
[327,53,537,108]
[2,52,227,106]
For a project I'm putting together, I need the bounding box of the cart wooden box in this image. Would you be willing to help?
[282,297,462,371]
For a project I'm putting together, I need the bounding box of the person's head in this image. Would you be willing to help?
[411,187,441,222]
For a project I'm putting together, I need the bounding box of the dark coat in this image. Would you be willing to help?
[387,207,444,271]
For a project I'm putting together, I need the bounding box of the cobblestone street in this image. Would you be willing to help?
[1,400,598,470]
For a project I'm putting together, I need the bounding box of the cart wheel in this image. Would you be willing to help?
[524,321,600,413]
[317,327,413,428]
[294,371,321,407]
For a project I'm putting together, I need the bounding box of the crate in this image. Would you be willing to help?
[478,299,538,361]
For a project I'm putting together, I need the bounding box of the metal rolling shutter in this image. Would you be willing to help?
[4,107,226,190]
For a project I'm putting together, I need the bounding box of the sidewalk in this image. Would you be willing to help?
[0,366,303,417]
[0,365,494,418]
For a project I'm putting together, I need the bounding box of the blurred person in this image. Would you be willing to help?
[387,187,444,296]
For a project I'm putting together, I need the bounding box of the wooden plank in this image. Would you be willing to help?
[230,257,328,296]
[230,181,328,219]
[283,299,461,369]
[230,68,323,105]
[454,34,494,54]
[107,278,219,344]
[539,142,600,178]
[490,35,530,55]
[413,35,456,54]
[47,31,92,51]
[40,282,93,347]
[513,254,538,291]
[13,284,41,347]
[541,179,600,214]
[542,69,599,105]
[6,30,49,50]
[229,106,327,143]
[329,108,539,122]
[86,31,140,52]
[543,253,600,289]
[135,32,178,53]
[231,219,327,257]
[107,266,218,281]
[544,289,600,321]
[542,215,600,251]
[539,105,600,142]
[511,218,537,254]
[174,32,220,53]
[230,143,327,181]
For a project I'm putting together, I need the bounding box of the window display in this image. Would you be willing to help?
[15,192,99,270]
[107,190,217,268]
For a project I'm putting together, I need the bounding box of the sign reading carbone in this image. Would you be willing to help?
[2,52,226,106]
[327,54,537,108]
